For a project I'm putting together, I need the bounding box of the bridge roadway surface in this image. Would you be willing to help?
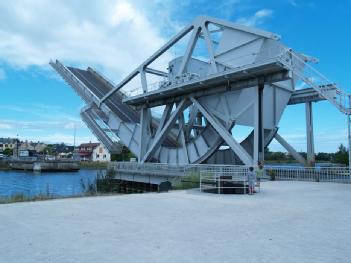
[0,181,350,263]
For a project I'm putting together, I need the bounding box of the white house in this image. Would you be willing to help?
[92,143,111,162]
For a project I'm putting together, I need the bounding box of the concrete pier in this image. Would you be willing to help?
[9,160,80,172]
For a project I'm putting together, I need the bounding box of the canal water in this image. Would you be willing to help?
[0,169,103,198]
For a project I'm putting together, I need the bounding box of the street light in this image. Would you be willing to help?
[16,134,19,158]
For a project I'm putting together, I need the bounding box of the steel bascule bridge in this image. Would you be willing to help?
[51,16,351,171]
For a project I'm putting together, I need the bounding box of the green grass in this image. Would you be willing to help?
[172,172,200,190]
[0,161,10,170]
[0,192,55,204]
[79,161,108,169]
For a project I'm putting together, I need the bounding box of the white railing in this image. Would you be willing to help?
[122,48,288,99]
[123,47,351,115]
[110,162,249,177]
[266,166,351,183]
[199,167,249,194]
[110,162,351,184]
[279,49,351,115]
[50,60,100,105]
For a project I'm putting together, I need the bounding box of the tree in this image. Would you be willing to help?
[333,144,348,165]
[44,145,54,155]
[316,152,331,162]
[111,146,135,161]
[3,148,13,156]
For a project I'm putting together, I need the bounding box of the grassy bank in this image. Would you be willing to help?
[0,193,56,204]
[79,161,108,170]
[0,160,10,170]
[172,172,200,190]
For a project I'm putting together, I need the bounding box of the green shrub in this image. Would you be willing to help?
[269,169,276,181]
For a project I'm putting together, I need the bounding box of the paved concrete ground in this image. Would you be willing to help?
[0,181,350,263]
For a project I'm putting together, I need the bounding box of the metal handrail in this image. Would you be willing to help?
[124,49,288,98]
[110,162,351,183]
[278,49,351,115]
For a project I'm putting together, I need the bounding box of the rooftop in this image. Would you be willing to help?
[77,142,100,148]
[0,181,350,263]
[0,138,17,144]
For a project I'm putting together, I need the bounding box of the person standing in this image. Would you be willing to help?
[248,166,256,195]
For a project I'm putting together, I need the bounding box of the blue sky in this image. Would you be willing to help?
[0,0,350,152]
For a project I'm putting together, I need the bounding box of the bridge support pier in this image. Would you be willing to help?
[254,83,264,166]
[305,101,315,167]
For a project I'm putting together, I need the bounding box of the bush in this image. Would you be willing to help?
[269,170,276,181]
[80,178,97,195]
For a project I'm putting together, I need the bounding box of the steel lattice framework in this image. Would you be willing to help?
[51,16,350,167]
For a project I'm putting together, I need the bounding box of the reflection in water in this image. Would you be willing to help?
[0,169,103,198]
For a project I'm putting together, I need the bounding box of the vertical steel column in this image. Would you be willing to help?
[254,84,264,165]
[348,97,351,179]
[305,101,315,167]
[139,107,150,162]
[195,112,202,136]
[138,70,151,163]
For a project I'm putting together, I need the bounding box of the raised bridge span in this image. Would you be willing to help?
[51,16,350,168]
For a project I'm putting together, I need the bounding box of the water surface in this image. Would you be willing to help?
[0,169,102,198]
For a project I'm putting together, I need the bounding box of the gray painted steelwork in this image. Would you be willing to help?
[51,16,350,168]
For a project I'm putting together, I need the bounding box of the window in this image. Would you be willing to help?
[103,154,106,159]
[96,154,99,158]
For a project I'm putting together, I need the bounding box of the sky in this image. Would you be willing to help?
[0,0,350,153]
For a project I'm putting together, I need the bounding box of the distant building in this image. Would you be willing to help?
[50,143,74,158]
[13,141,47,157]
[0,138,18,151]
[92,144,111,162]
[76,142,111,161]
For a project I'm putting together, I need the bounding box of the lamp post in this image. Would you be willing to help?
[348,96,351,180]
[16,134,19,158]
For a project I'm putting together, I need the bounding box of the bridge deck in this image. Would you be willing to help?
[68,67,140,123]
[123,60,290,108]
[288,87,332,105]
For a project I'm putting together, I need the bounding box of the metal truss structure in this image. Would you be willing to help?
[51,16,351,167]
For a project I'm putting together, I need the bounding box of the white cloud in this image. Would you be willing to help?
[34,133,94,145]
[0,119,82,131]
[290,0,298,7]
[0,0,169,80]
[0,123,12,129]
[0,131,93,145]
[0,104,82,124]
[0,68,6,80]
[236,9,274,27]
[0,103,85,132]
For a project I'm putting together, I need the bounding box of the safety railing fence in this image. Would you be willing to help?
[266,166,351,183]
[279,49,351,115]
[199,167,249,194]
[121,47,289,99]
[110,162,351,184]
[50,60,100,105]
[110,162,248,177]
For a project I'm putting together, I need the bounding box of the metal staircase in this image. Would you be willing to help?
[281,49,351,115]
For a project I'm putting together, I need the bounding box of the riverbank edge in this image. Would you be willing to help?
[0,192,126,205]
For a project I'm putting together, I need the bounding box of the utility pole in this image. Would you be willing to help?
[16,134,19,158]
[348,97,351,180]
[73,124,77,160]
[73,124,76,148]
